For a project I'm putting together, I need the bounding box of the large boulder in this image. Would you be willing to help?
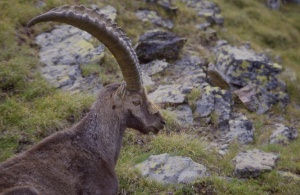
[233,149,279,178]
[269,123,298,145]
[211,44,289,114]
[135,30,186,63]
[135,153,208,184]
[35,5,117,93]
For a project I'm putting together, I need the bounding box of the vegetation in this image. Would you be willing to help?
[0,0,299,194]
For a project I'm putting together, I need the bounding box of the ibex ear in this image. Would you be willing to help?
[113,82,127,105]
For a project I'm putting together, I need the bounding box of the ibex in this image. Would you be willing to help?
[0,5,165,195]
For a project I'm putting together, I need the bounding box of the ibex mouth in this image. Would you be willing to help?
[148,126,162,134]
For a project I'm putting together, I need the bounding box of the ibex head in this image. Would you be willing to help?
[28,5,165,134]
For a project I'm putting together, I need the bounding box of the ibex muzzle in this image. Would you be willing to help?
[0,5,165,195]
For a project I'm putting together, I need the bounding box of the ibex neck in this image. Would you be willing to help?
[76,100,126,167]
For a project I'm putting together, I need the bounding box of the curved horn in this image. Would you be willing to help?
[28,5,142,91]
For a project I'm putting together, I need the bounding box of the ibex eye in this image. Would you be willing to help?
[132,100,141,106]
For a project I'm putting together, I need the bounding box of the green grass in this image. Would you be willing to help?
[0,0,300,194]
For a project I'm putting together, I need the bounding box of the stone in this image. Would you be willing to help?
[278,171,300,181]
[167,105,194,126]
[269,123,298,145]
[90,5,117,21]
[136,9,174,29]
[135,30,186,63]
[148,84,185,104]
[224,113,254,144]
[146,0,178,13]
[159,55,207,92]
[135,153,208,184]
[212,44,289,113]
[35,5,117,93]
[196,22,211,30]
[267,0,281,10]
[195,85,233,130]
[36,25,104,93]
[181,0,223,25]
[141,60,169,76]
[233,149,279,178]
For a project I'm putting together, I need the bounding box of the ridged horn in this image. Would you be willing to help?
[28,5,142,91]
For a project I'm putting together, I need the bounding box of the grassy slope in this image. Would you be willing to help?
[0,0,299,194]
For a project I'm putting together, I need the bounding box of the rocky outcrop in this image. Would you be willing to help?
[35,5,117,93]
[135,153,208,184]
[233,149,279,178]
[269,123,298,144]
[136,9,174,29]
[211,44,289,114]
[135,30,186,63]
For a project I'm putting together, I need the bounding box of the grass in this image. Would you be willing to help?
[0,0,300,194]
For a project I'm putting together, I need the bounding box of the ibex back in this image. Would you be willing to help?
[0,5,165,195]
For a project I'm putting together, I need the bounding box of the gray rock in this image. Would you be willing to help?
[35,5,117,93]
[135,30,186,63]
[90,5,117,21]
[148,84,185,104]
[270,123,298,144]
[267,0,281,10]
[167,105,194,126]
[145,0,178,13]
[135,153,208,184]
[136,9,174,29]
[212,44,289,113]
[225,113,254,144]
[233,149,279,178]
[181,0,223,25]
[141,60,169,76]
[196,22,211,30]
[195,86,233,130]
[278,171,300,181]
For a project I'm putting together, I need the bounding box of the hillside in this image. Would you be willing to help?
[0,0,300,194]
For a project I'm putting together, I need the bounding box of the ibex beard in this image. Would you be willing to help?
[0,5,165,195]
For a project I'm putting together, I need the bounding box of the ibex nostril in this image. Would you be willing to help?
[161,120,166,125]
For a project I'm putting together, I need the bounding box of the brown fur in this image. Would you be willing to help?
[0,83,165,195]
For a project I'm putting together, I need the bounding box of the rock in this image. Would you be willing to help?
[167,105,194,126]
[195,85,233,130]
[224,113,254,144]
[159,55,207,92]
[148,84,185,104]
[233,149,279,178]
[196,22,211,30]
[234,84,262,112]
[141,60,169,76]
[267,0,281,10]
[36,25,104,93]
[212,44,289,113]
[269,123,298,144]
[181,0,223,25]
[146,0,178,13]
[35,5,117,93]
[136,9,174,29]
[135,153,208,184]
[278,171,300,181]
[135,30,186,63]
[90,5,117,21]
